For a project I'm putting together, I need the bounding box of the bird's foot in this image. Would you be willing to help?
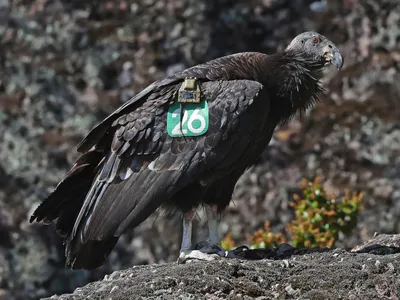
[177,241,224,264]
[177,242,251,264]
[216,245,250,259]
[178,249,221,264]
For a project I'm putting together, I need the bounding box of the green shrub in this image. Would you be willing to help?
[221,177,363,249]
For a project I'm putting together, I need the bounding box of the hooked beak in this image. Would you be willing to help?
[324,47,344,70]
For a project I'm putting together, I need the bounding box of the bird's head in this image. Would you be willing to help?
[286,31,344,70]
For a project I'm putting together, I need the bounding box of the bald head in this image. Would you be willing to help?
[286,31,344,70]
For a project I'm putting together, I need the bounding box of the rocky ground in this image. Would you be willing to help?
[0,0,400,299]
[43,238,400,300]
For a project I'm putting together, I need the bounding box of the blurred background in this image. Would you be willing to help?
[0,0,399,299]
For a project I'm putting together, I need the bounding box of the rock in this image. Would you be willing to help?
[42,248,400,300]
[352,233,400,255]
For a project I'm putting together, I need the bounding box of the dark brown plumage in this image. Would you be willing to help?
[30,31,343,269]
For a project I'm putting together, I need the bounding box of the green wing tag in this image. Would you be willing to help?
[167,100,209,137]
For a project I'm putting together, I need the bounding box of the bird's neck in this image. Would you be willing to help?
[263,52,324,122]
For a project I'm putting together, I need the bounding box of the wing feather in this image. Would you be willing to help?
[70,80,265,246]
[76,52,268,153]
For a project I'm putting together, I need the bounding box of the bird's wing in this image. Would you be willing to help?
[76,52,267,153]
[69,79,268,251]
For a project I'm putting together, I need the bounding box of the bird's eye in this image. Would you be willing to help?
[312,37,320,44]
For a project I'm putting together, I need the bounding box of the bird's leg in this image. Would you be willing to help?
[206,204,221,245]
[191,204,225,253]
[201,205,250,260]
[180,210,194,252]
[177,206,222,264]
[179,210,212,264]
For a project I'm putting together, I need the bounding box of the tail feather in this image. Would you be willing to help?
[64,150,123,269]
[30,150,103,234]
[64,168,186,270]
[56,203,85,237]
[66,237,119,269]
[31,143,134,270]
[32,138,189,269]
[63,179,116,269]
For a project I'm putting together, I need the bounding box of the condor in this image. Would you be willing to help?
[30,31,343,269]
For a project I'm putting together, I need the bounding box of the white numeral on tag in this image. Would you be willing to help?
[187,109,207,134]
[171,108,207,136]
[167,101,209,137]
[171,108,188,135]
